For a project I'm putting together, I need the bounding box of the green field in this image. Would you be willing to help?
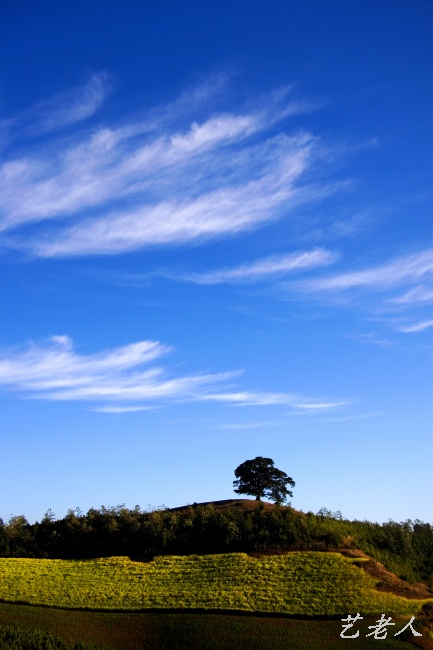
[0,552,430,616]
[0,605,415,649]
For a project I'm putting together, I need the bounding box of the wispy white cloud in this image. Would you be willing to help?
[0,110,260,231]
[202,390,348,410]
[10,73,110,138]
[31,73,110,134]
[352,333,395,347]
[314,412,382,423]
[92,405,155,413]
[390,286,433,306]
[280,248,433,334]
[0,335,347,412]
[31,146,312,257]
[298,248,433,292]
[0,335,237,403]
[397,319,433,333]
[173,248,336,284]
[290,248,433,334]
[0,80,333,256]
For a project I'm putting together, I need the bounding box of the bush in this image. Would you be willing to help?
[2,504,432,587]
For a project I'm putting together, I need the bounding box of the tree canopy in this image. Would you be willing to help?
[233,456,295,503]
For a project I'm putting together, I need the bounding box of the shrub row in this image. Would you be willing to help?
[0,504,431,587]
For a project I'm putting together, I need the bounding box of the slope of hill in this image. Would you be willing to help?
[169,499,278,512]
[1,499,432,590]
[0,552,431,616]
[1,502,433,648]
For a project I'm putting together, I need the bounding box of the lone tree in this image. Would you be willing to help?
[233,456,295,504]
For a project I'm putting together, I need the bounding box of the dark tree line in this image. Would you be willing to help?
[0,503,432,587]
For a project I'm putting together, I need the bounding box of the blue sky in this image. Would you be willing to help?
[0,0,432,524]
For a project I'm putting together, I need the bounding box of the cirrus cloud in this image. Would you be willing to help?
[0,80,335,257]
[173,248,336,285]
[288,248,433,334]
[0,335,347,412]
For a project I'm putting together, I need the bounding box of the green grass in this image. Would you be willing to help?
[0,605,414,649]
[0,552,431,616]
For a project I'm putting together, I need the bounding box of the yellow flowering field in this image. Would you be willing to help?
[0,552,430,616]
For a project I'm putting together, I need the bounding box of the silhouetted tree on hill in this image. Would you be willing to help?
[233,456,295,503]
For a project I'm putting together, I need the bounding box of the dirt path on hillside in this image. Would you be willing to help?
[341,549,433,600]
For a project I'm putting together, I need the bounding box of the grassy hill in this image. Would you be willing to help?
[0,552,431,615]
[1,500,432,648]
[0,551,432,649]
[2,498,432,592]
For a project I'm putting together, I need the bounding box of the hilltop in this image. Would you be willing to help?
[169,498,279,512]
[168,500,433,602]
[1,500,433,648]
[1,498,432,593]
